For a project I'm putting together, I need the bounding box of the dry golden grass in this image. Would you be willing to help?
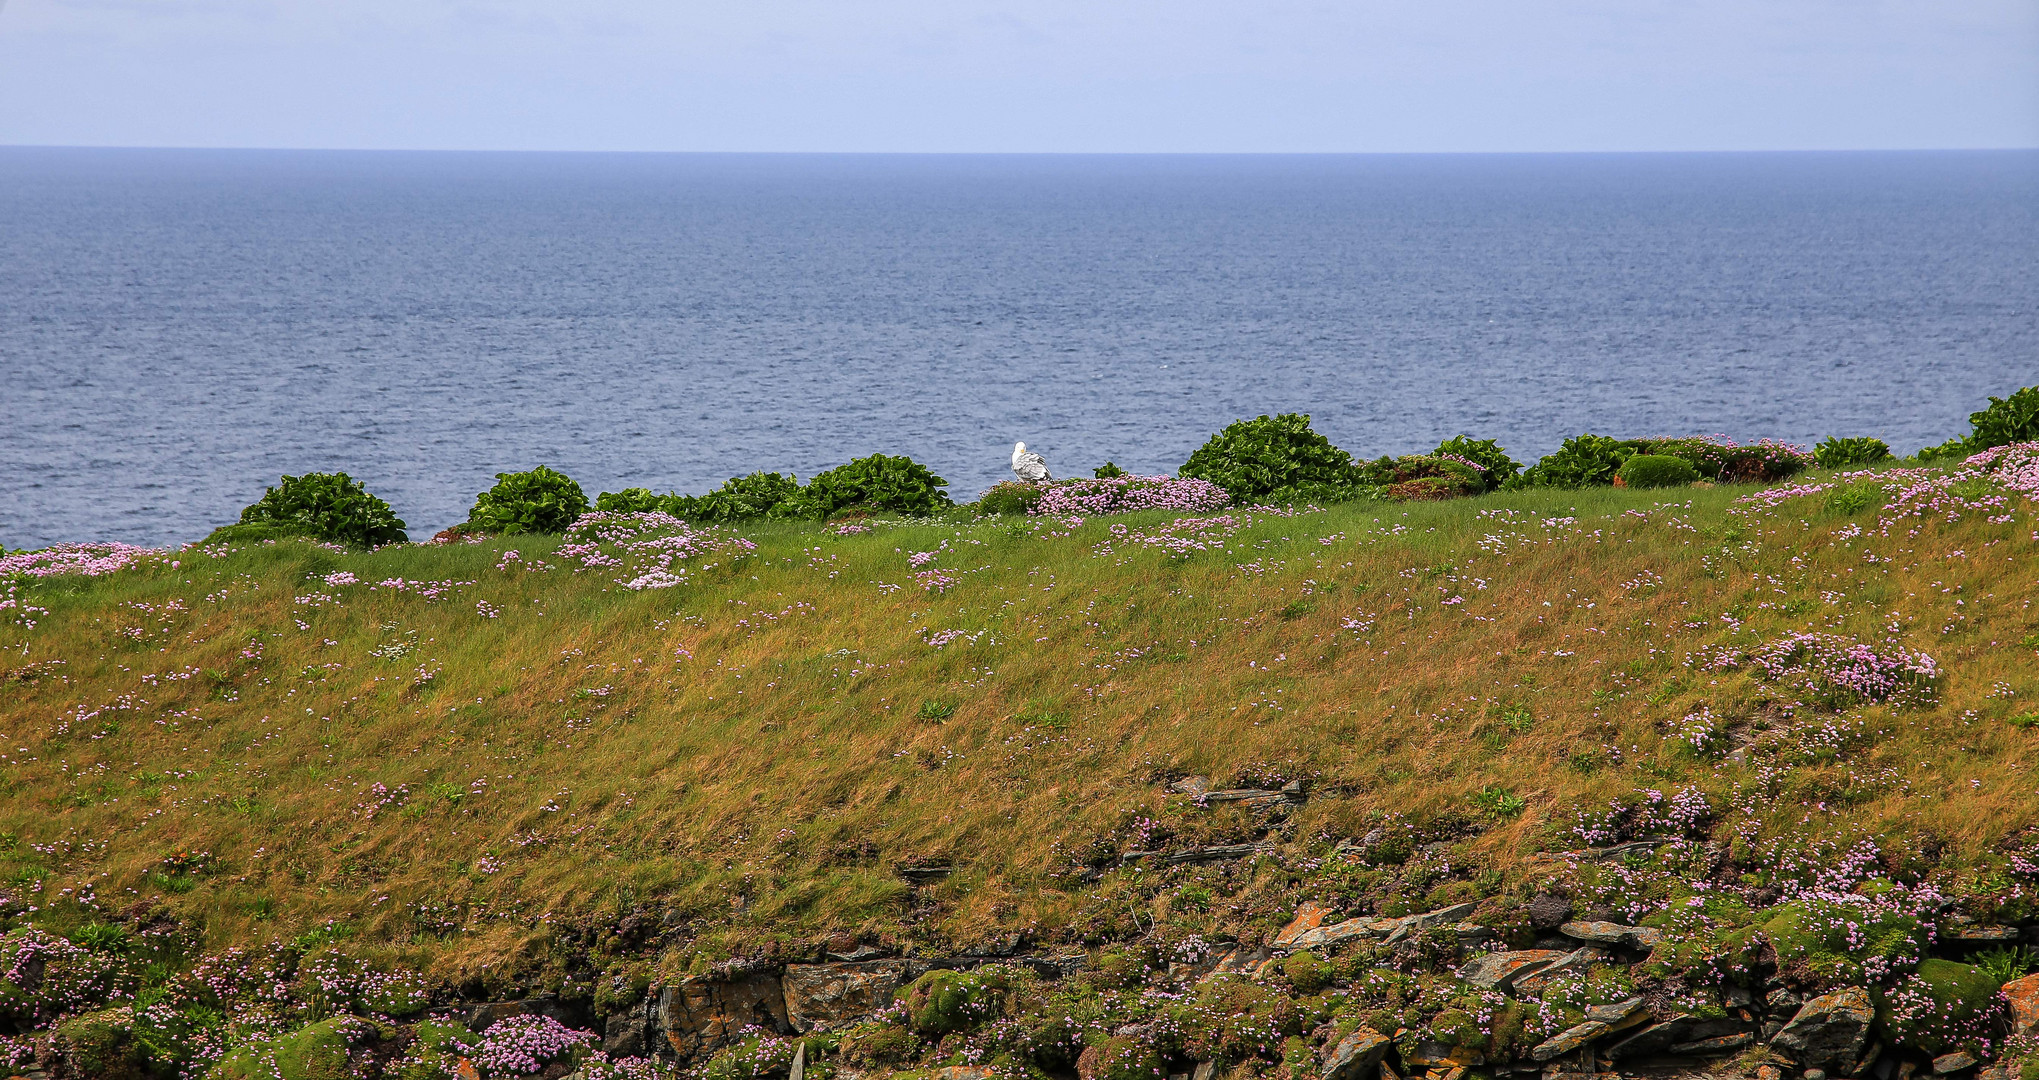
[2,471,2034,988]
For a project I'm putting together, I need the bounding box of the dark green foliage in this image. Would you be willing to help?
[974,481,1046,516]
[1180,414,1366,503]
[1813,436,1894,468]
[691,472,805,522]
[1511,435,1638,489]
[1093,462,1128,479]
[1171,976,1304,1062]
[227,473,407,549]
[797,454,952,518]
[1616,454,1700,489]
[1433,436,1521,491]
[593,487,683,515]
[1964,385,2039,452]
[467,466,590,534]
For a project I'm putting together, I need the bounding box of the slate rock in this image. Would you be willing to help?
[1457,950,1568,992]
[1532,1020,1610,1061]
[1932,1052,1978,1075]
[1769,987,1874,1072]
[1322,1027,1391,1080]
[1274,902,1334,946]
[1558,921,1663,950]
[782,961,913,1033]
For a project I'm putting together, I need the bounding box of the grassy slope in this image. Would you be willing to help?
[2,472,2035,997]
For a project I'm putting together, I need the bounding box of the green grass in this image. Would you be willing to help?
[2,468,2036,990]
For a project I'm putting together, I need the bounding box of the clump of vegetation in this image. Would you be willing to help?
[1814,436,1894,468]
[1179,413,1367,503]
[1432,435,1521,491]
[1512,434,1638,488]
[1617,454,1700,489]
[216,472,407,549]
[1356,455,1484,500]
[467,465,591,534]
[973,481,1047,516]
[1921,384,2039,460]
[796,454,952,518]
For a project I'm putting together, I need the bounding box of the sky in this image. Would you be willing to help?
[0,0,2035,153]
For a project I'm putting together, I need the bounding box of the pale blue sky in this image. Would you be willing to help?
[1,0,2034,151]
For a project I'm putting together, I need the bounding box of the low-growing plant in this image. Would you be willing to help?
[221,472,407,548]
[974,481,1047,516]
[1093,461,1127,479]
[1643,436,1811,483]
[1180,414,1366,503]
[797,454,952,518]
[1964,384,2039,452]
[1617,454,1700,489]
[916,699,957,721]
[1512,435,1638,489]
[1433,435,1521,491]
[1471,785,1526,818]
[689,471,806,522]
[467,465,590,534]
[1813,436,1894,468]
[1823,483,1883,516]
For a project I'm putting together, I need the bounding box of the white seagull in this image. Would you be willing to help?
[1011,441,1052,483]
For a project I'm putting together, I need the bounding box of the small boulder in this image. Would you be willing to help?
[1457,950,1569,992]
[1322,1027,1391,1080]
[1770,987,1874,1072]
[1531,1020,1610,1061]
[2004,972,2039,1038]
[1527,894,1575,930]
[1932,1052,1978,1075]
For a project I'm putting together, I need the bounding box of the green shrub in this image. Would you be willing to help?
[1512,435,1638,489]
[1093,462,1127,479]
[1640,437,1810,483]
[225,473,407,549]
[1965,385,2039,452]
[467,466,590,534]
[594,487,686,515]
[692,472,805,522]
[1617,455,1700,489]
[796,455,952,518]
[974,481,1046,516]
[1179,414,1366,503]
[1813,436,1894,469]
[1433,436,1522,492]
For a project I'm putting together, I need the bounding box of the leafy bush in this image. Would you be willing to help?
[467,466,590,534]
[1093,461,1127,479]
[1511,435,1638,489]
[226,472,407,548]
[1965,385,2039,452]
[1813,436,1894,468]
[1617,454,1699,489]
[973,481,1046,516]
[691,472,805,523]
[1433,436,1521,491]
[796,455,951,518]
[1180,414,1366,503]
[594,488,684,515]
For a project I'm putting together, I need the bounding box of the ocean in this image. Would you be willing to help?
[2,148,2034,549]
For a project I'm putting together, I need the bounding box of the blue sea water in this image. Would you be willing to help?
[2,148,2035,549]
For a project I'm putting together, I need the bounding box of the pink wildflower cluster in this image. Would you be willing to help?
[579,1053,684,1080]
[1568,786,1713,846]
[1095,509,1302,559]
[0,542,160,579]
[915,568,958,594]
[1030,475,1231,517]
[476,1015,596,1075]
[1962,441,2039,499]
[558,512,757,591]
[1701,632,1940,708]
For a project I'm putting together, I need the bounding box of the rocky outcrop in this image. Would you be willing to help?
[1457,950,1568,992]
[782,960,913,1032]
[657,970,792,1058]
[1769,987,1874,1071]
